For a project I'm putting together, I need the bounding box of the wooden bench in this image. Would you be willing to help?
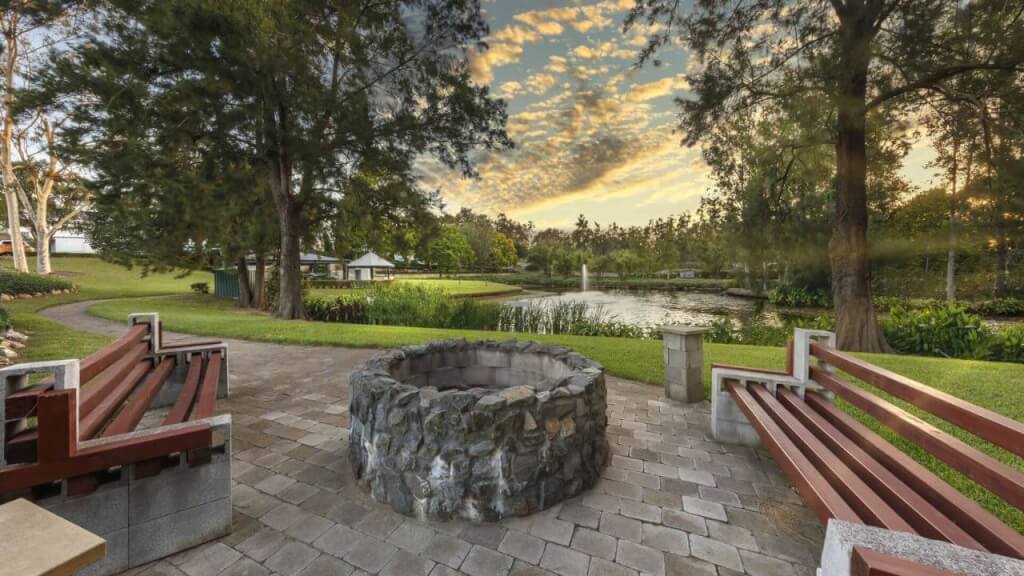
[0,313,232,575]
[711,328,1024,567]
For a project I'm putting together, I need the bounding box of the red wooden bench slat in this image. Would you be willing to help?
[79,361,152,440]
[711,363,793,377]
[811,367,1024,511]
[162,354,203,425]
[36,389,78,463]
[725,380,863,525]
[160,339,224,350]
[102,357,176,438]
[79,324,148,383]
[191,352,221,421]
[806,392,1024,560]
[778,389,983,550]
[749,385,916,533]
[851,547,961,576]
[4,381,54,419]
[79,341,149,417]
[0,423,212,494]
[810,342,1024,459]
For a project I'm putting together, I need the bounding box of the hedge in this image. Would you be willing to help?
[0,270,74,296]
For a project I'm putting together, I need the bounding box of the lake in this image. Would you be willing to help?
[502,289,765,329]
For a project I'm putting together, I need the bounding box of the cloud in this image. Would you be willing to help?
[490,25,541,44]
[625,75,690,101]
[498,81,523,98]
[572,41,634,60]
[525,73,557,95]
[467,42,524,84]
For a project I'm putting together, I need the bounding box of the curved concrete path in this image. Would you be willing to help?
[42,301,822,576]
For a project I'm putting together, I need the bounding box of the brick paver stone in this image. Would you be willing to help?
[179,543,242,576]
[539,543,590,576]
[264,542,320,576]
[598,512,642,543]
[689,534,743,572]
[312,524,363,558]
[388,522,437,554]
[681,497,727,522]
[295,554,355,576]
[286,515,335,543]
[462,545,514,576]
[220,557,270,576]
[530,516,575,546]
[571,528,617,561]
[641,524,689,556]
[499,530,547,564]
[380,550,435,576]
[587,557,637,576]
[344,538,397,573]
[615,540,665,576]
[739,550,798,576]
[422,533,473,568]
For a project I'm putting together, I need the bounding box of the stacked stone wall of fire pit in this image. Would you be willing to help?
[349,339,609,521]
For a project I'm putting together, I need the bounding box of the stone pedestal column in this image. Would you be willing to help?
[660,326,709,403]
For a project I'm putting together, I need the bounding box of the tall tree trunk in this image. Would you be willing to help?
[946,138,958,302]
[2,24,27,273]
[831,28,890,352]
[254,252,266,309]
[268,156,305,319]
[35,227,51,274]
[236,256,253,308]
[994,237,1009,297]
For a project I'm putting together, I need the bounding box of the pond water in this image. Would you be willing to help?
[503,289,765,329]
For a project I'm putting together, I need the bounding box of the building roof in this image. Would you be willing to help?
[348,251,394,268]
[300,253,340,264]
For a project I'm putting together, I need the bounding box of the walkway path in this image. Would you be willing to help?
[44,302,824,576]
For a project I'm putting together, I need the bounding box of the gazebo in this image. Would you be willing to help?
[346,251,395,281]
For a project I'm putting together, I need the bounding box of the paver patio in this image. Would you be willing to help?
[44,302,825,576]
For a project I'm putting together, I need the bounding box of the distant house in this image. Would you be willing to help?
[51,231,96,255]
[346,251,394,281]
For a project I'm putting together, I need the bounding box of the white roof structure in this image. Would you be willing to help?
[348,251,394,268]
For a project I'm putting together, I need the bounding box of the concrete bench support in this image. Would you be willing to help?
[819,520,1024,576]
[660,325,709,403]
[39,415,233,576]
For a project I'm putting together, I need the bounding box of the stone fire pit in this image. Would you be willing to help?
[349,339,609,521]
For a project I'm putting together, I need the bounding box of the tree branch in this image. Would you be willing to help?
[866,62,1022,110]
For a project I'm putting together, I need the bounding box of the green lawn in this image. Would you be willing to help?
[2,256,212,362]
[4,256,1022,532]
[309,278,520,300]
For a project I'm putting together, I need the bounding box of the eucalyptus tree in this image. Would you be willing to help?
[44,0,509,318]
[626,0,1024,351]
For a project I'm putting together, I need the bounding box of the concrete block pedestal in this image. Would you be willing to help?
[660,326,710,404]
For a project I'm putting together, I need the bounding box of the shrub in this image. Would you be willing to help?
[980,325,1024,364]
[0,306,9,331]
[703,315,834,346]
[881,304,987,359]
[497,300,652,337]
[190,282,210,294]
[306,283,500,330]
[768,284,830,308]
[0,270,73,296]
[966,298,1024,317]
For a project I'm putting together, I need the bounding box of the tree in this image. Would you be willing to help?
[528,241,557,277]
[626,0,1024,351]
[428,225,473,276]
[46,0,510,319]
[1,2,76,272]
[489,232,517,270]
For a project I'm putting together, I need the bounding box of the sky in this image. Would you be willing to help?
[416,0,940,230]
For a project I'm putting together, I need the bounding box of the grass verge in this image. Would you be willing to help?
[309,278,520,300]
